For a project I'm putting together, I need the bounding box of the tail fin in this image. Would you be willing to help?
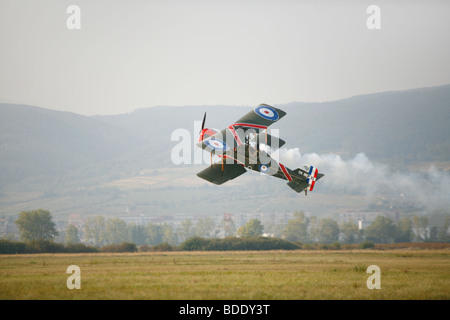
[287,165,324,194]
[307,166,318,191]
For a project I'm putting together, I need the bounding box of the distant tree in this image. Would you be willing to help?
[365,216,397,243]
[429,226,439,242]
[179,219,195,242]
[413,216,429,242]
[65,224,80,245]
[237,219,263,237]
[179,236,209,251]
[162,224,178,245]
[340,220,359,243]
[15,209,58,242]
[105,218,128,245]
[146,223,164,245]
[359,241,375,249]
[84,216,106,247]
[100,242,137,253]
[395,217,413,242]
[317,218,340,243]
[221,215,236,237]
[195,217,216,238]
[437,216,450,242]
[128,223,147,246]
[264,221,283,238]
[308,216,320,242]
[282,211,309,242]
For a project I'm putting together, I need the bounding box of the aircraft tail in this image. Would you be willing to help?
[306,165,318,191]
[287,165,324,194]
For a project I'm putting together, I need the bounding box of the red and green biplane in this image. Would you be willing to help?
[196,104,324,195]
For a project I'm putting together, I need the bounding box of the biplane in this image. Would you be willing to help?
[196,104,324,195]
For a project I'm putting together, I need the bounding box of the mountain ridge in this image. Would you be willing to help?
[1,84,449,217]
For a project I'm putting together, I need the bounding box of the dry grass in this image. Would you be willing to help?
[1,249,449,300]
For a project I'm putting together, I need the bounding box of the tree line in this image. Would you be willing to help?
[1,209,448,254]
[283,211,450,243]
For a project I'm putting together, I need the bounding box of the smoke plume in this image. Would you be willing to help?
[276,148,450,211]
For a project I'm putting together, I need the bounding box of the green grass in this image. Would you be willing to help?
[1,250,449,299]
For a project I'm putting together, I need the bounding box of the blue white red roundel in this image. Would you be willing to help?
[254,105,279,121]
[259,164,270,173]
[204,138,229,151]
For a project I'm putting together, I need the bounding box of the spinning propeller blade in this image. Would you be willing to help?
[201,112,207,132]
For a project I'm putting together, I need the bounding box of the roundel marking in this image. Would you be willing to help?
[254,105,279,121]
[259,164,270,173]
[204,138,229,151]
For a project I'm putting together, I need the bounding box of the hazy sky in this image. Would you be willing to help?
[1,0,450,115]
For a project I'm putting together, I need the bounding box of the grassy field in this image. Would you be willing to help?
[1,249,449,300]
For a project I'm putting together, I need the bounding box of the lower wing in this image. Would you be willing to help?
[196,162,247,185]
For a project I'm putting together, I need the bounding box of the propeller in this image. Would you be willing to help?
[200,112,207,133]
[199,112,221,171]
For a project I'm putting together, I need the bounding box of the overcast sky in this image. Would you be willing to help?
[1,0,450,115]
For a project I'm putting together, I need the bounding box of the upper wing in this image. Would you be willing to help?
[231,104,287,132]
[196,104,287,154]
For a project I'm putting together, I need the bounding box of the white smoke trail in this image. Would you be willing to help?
[275,148,450,211]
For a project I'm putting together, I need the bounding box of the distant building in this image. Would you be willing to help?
[339,211,400,230]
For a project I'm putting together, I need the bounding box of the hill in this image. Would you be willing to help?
[0,84,449,217]
[281,85,450,164]
[96,84,450,166]
[0,104,146,190]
